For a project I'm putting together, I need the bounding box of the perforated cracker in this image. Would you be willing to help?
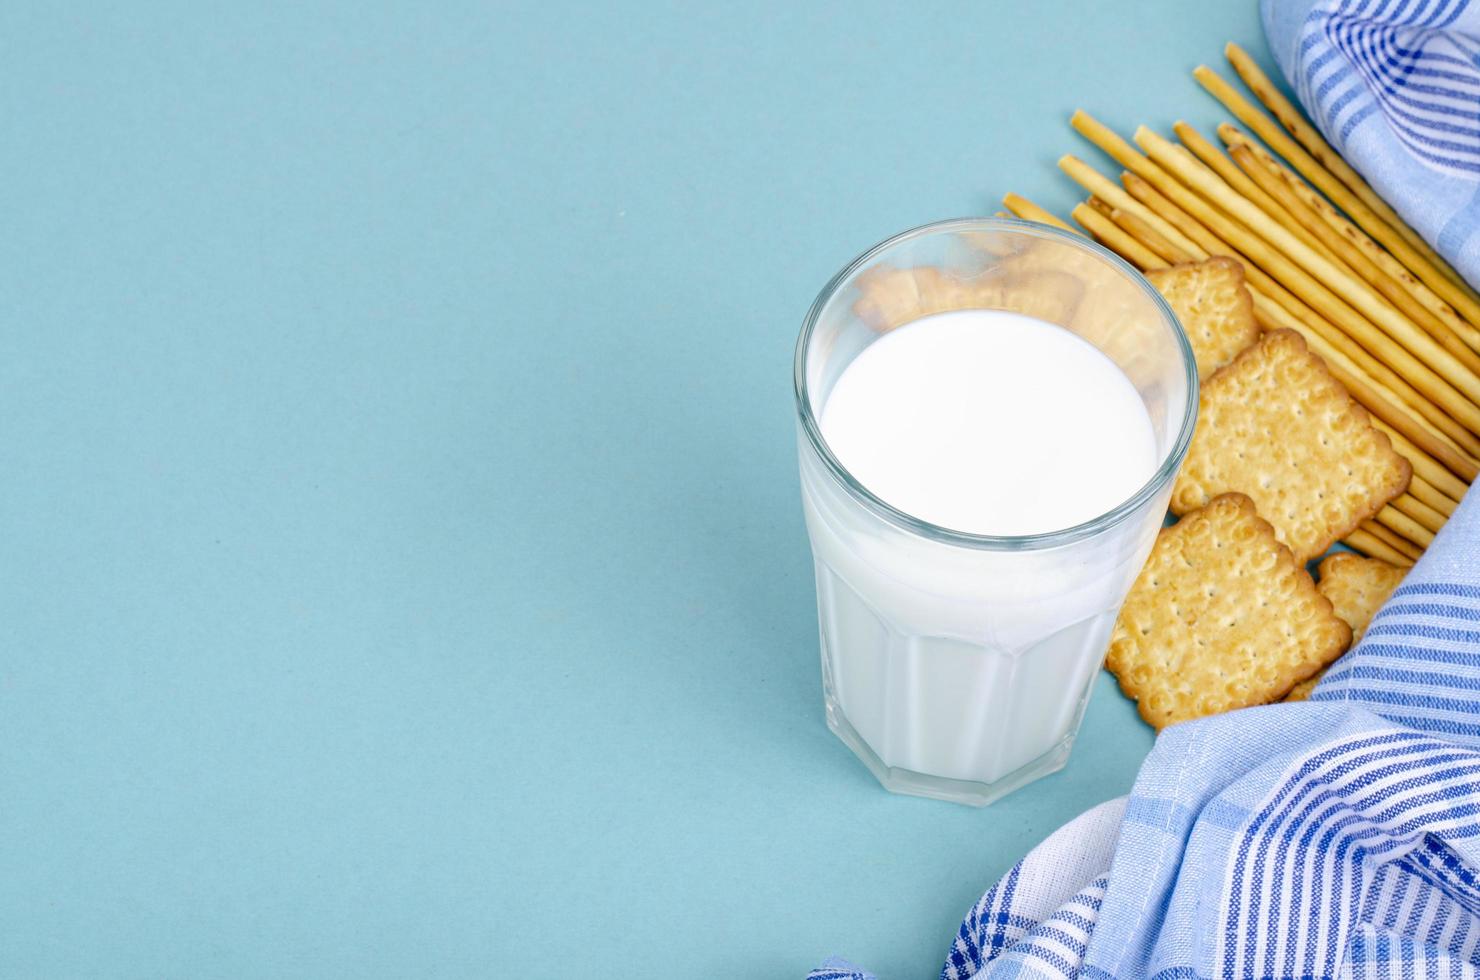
[1107,493,1352,730]
[1145,257,1258,380]
[1318,552,1407,643]
[1286,552,1407,702]
[1171,329,1411,563]
[852,263,1083,331]
[852,265,960,331]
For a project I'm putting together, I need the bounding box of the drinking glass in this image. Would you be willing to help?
[795,217,1196,806]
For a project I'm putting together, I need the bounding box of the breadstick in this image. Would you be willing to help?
[1071,203,1165,270]
[1194,63,1480,328]
[1392,493,1446,536]
[1058,153,1203,258]
[1328,358,1479,483]
[1227,142,1480,380]
[1360,518,1425,560]
[1224,127,1480,357]
[1002,193,1076,233]
[1223,42,1477,299]
[1115,155,1480,467]
[1408,475,1459,518]
[1106,206,1194,264]
[1376,504,1437,548]
[1119,165,1480,463]
[1173,120,1337,265]
[1372,417,1474,497]
[1347,526,1419,566]
[1116,172,1226,260]
[1070,112,1480,463]
[1136,127,1480,411]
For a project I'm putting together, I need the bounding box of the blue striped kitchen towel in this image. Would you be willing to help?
[1262,0,1480,284]
[809,450,1480,978]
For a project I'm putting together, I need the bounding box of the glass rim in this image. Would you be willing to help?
[792,215,1199,551]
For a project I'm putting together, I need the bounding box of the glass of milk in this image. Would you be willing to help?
[795,217,1196,806]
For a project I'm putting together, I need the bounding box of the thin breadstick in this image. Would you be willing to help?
[1223,42,1476,298]
[1002,193,1076,233]
[1245,292,1286,331]
[1128,166,1480,459]
[1113,153,1480,467]
[1227,142,1480,380]
[1136,127,1480,412]
[1408,475,1459,517]
[1228,141,1390,303]
[1119,165,1480,464]
[1224,126,1480,357]
[1372,417,1475,497]
[1069,111,1480,464]
[1173,120,1338,265]
[1359,518,1425,560]
[1058,153,1204,258]
[1075,114,1477,505]
[1107,206,1193,264]
[1074,192,1196,274]
[1393,493,1446,536]
[1071,202,1165,270]
[1376,505,1437,548]
[1194,63,1480,328]
[1116,172,1234,262]
[1347,526,1419,566]
[1069,116,1217,260]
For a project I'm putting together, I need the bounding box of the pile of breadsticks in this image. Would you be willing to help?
[1007,43,1478,569]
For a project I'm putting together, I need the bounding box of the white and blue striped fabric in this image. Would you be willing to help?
[808,466,1480,979]
[1262,0,1480,283]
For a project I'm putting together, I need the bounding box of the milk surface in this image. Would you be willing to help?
[820,309,1157,536]
[801,307,1166,797]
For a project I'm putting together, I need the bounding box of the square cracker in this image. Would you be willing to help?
[1285,552,1408,701]
[1145,257,1258,380]
[1317,552,1408,643]
[852,263,1083,332]
[1171,329,1411,563]
[1107,493,1352,730]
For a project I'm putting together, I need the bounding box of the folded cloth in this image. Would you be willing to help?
[809,444,1480,979]
[1261,0,1480,283]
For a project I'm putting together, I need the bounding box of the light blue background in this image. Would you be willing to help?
[1,3,1275,976]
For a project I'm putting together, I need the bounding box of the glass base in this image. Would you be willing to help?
[824,694,1073,807]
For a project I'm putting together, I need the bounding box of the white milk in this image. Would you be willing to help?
[820,310,1156,536]
[801,309,1161,797]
